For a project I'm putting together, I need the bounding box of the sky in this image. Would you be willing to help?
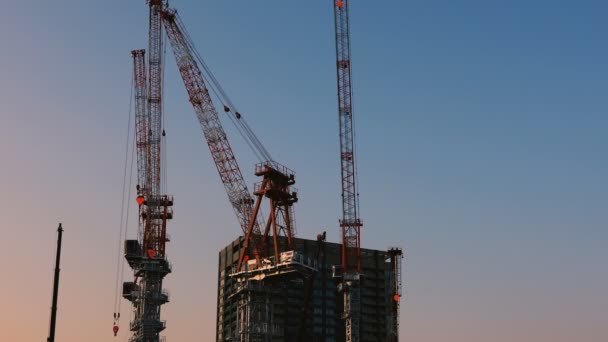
[0,0,607,341]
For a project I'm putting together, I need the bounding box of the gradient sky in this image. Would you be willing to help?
[1,0,607,341]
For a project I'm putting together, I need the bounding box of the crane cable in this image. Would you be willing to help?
[174,13,273,162]
[112,69,137,332]
[162,31,168,195]
[168,13,261,162]
[175,13,268,161]
[170,11,269,235]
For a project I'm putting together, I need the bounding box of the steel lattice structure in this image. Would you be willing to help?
[160,9,266,262]
[133,49,149,208]
[147,0,163,209]
[123,2,173,342]
[334,0,361,275]
[333,1,362,342]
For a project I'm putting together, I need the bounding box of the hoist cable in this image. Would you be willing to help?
[113,69,134,318]
[118,127,136,320]
[175,13,273,162]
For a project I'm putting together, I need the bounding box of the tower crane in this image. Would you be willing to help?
[159,7,265,264]
[332,1,363,341]
[121,0,173,342]
[160,6,305,341]
[159,7,297,271]
[120,2,300,340]
[121,1,174,341]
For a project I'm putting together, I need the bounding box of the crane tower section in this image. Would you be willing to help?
[332,1,362,342]
[122,2,173,341]
[334,0,361,275]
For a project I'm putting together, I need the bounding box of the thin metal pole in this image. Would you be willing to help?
[48,223,63,342]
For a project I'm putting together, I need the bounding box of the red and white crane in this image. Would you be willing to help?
[121,2,174,341]
[120,2,298,341]
[159,7,297,271]
[332,1,363,341]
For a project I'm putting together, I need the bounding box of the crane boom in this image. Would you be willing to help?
[147,0,163,206]
[133,49,149,203]
[160,7,302,342]
[160,9,264,258]
[333,1,362,342]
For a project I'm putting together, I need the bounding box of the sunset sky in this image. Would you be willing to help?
[1,0,607,341]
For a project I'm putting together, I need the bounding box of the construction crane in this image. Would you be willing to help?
[331,1,363,342]
[159,7,298,270]
[160,9,307,340]
[47,223,63,342]
[120,2,306,341]
[121,1,174,341]
[158,7,264,265]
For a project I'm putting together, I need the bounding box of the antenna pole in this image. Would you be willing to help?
[48,223,63,342]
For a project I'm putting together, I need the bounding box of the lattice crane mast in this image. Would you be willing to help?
[332,1,362,342]
[121,1,173,342]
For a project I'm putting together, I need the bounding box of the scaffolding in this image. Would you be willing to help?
[229,250,317,341]
[231,280,281,342]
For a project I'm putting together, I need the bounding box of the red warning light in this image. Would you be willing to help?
[243,255,250,262]
[136,196,145,206]
[113,325,119,336]
[393,294,400,302]
[147,249,156,259]
[337,1,343,8]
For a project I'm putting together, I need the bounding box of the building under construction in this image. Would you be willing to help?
[216,237,403,342]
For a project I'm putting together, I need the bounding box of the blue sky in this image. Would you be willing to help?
[1,0,606,341]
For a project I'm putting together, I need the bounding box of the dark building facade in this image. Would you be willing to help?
[216,236,396,342]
